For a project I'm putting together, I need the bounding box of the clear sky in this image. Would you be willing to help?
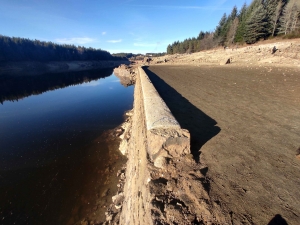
[0,0,252,54]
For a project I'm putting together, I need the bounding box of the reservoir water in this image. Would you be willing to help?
[0,68,134,224]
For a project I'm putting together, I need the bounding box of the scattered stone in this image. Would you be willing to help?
[101,188,110,197]
[80,218,89,225]
[119,139,128,155]
[120,173,125,180]
[115,128,123,134]
[105,213,113,222]
[220,58,230,65]
[112,193,124,206]
[117,170,122,177]
[115,204,122,210]
[154,156,167,168]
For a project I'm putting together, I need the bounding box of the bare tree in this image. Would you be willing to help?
[291,0,300,31]
[279,0,300,35]
[200,33,216,51]
[226,17,239,45]
[271,0,284,36]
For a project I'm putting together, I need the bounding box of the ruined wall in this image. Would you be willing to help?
[119,67,190,224]
[119,67,153,224]
[113,64,136,87]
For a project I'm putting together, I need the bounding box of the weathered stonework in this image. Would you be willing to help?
[119,67,192,224]
[113,64,136,87]
[138,67,190,168]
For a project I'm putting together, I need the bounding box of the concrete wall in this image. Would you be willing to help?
[138,67,190,168]
[119,66,190,224]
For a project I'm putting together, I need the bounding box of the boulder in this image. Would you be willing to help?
[220,58,230,65]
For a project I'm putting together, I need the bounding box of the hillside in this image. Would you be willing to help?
[149,38,300,68]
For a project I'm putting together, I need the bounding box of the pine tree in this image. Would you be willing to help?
[244,3,269,43]
[235,3,248,43]
[229,6,238,21]
[265,0,287,36]
[214,13,228,44]
[197,31,205,40]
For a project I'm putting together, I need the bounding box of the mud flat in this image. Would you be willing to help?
[143,64,300,225]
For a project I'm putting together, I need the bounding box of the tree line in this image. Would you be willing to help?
[112,53,136,58]
[0,68,113,104]
[112,52,166,59]
[167,0,300,54]
[0,35,125,62]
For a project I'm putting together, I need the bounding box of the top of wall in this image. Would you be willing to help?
[138,67,180,130]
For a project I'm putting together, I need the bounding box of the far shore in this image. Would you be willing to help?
[0,60,129,76]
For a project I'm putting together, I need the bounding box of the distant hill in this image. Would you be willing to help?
[0,35,125,62]
[112,53,136,58]
[112,52,166,59]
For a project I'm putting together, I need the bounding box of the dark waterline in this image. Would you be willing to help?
[0,69,134,224]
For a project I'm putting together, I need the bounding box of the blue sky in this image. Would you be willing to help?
[0,0,252,54]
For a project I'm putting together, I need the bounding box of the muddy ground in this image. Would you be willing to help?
[144,64,300,225]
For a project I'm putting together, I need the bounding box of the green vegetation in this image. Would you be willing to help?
[112,53,136,58]
[0,35,125,62]
[167,0,300,54]
[145,52,166,57]
[112,52,166,59]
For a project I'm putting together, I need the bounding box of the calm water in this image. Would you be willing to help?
[0,69,134,224]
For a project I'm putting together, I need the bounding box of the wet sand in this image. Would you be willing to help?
[144,64,300,225]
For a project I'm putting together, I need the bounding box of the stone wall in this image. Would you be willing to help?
[113,64,136,87]
[119,67,190,224]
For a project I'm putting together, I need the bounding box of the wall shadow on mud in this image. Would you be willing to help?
[143,66,220,162]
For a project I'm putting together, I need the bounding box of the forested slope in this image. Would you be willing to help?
[167,0,300,54]
[0,35,125,62]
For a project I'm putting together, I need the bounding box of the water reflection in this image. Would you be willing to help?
[0,68,113,104]
[0,68,133,224]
